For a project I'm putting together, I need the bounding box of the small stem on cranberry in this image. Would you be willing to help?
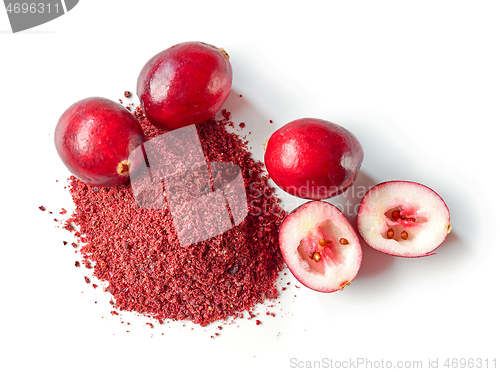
[219,47,230,60]
[117,160,130,175]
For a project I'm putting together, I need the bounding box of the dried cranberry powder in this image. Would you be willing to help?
[65,106,286,326]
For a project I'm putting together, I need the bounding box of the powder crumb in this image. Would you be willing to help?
[39,206,46,211]
[221,109,230,120]
[124,91,132,98]
[75,261,80,267]
[84,276,90,284]
[255,320,261,325]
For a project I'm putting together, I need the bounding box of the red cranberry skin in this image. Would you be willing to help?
[137,41,232,131]
[54,97,146,187]
[264,118,364,200]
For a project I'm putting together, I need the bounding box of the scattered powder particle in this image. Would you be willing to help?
[75,261,80,267]
[124,91,132,98]
[221,109,230,120]
[39,206,46,211]
[84,277,90,284]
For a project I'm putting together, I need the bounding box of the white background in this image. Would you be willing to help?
[1,1,499,371]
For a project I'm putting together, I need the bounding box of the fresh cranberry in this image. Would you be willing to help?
[279,201,362,292]
[264,118,364,200]
[137,41,232,131]
[54,97,145,187]
[357,181,451,257]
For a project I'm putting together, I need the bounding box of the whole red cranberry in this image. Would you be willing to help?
[54,97,145,187]
[264,118,363,200]
[137,41,232,131]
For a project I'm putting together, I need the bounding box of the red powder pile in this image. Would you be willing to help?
[64,106,286,326]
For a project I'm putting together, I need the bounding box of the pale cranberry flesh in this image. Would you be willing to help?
[279,201,363,292]
[357,181,451,257]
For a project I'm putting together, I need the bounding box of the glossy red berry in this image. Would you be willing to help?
[54,97,145,187]
[137,41,232,131]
